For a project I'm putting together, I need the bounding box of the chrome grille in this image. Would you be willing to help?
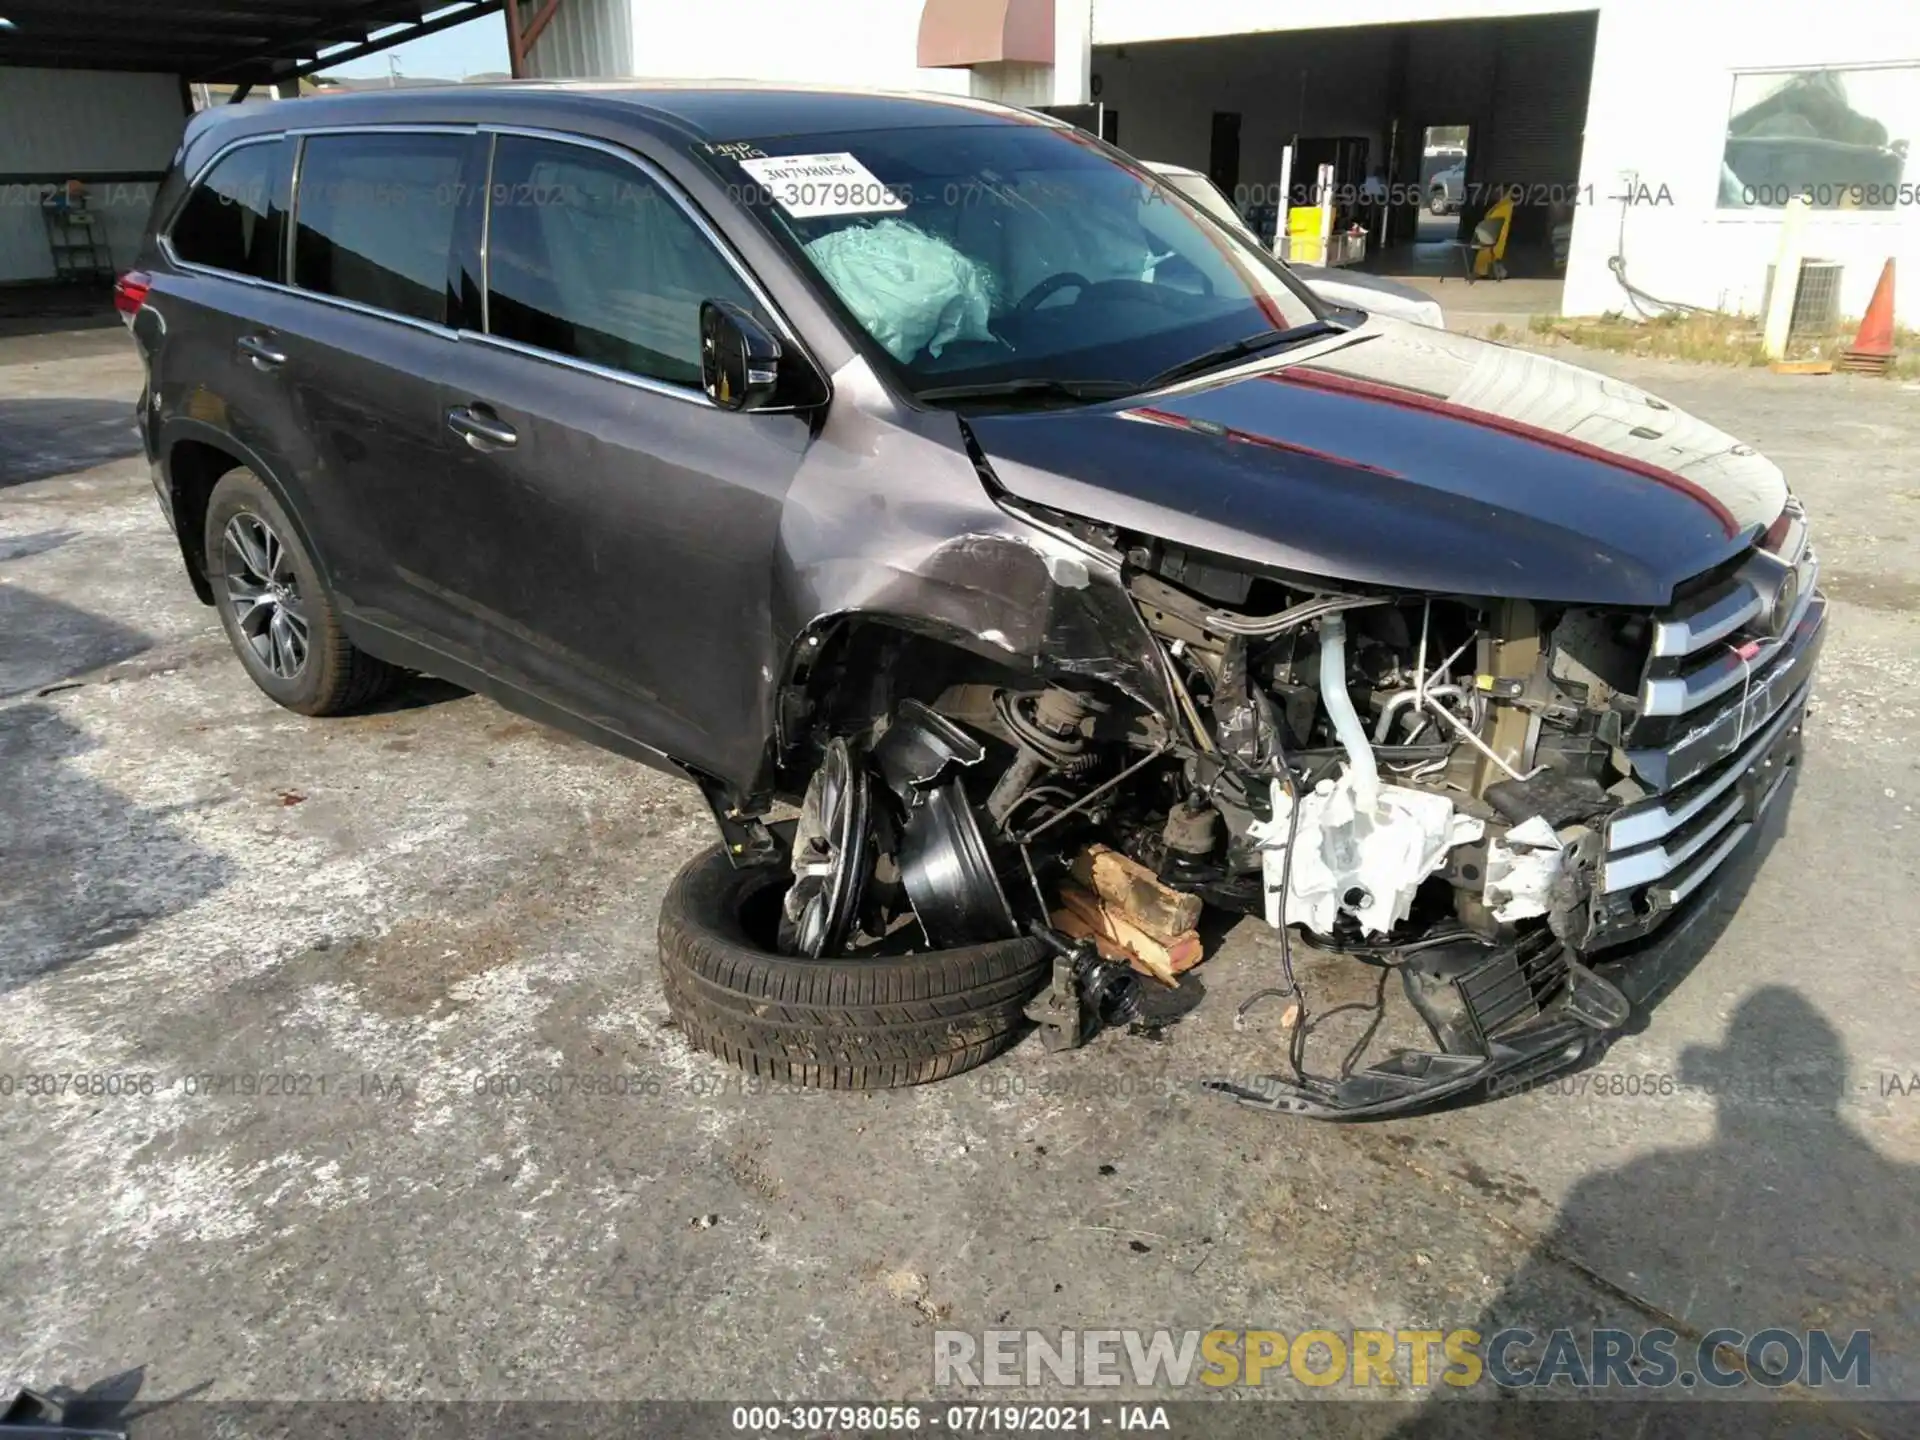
[1594,498,1824,945]
[1605,688,1804,895]
[1638,500,1816,715]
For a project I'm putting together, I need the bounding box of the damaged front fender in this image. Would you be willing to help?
[756,360,1173,797]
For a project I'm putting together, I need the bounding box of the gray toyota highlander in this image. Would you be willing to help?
[124,83,1823,1116]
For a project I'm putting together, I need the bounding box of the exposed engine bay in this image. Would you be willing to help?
[761,501,1815,1118]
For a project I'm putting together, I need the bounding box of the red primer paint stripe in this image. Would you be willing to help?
[1267,365,1740,537]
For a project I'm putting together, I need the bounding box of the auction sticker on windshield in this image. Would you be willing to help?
[736,152,909,218]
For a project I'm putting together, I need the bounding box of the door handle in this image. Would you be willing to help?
[236,334,287,370]
[446,404,519,450]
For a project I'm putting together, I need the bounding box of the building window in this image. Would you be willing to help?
[1719,65,1917,210]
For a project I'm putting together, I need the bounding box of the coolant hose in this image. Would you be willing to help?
[1318,613,1379,810]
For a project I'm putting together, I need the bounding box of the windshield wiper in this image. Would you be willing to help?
[914,377,1136,405]
[1140,319,1352,392]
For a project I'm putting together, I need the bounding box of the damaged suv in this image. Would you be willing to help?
[130,85,1823,1115]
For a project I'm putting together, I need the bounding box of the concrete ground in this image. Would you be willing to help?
[1400,275,1565,338]
[4,321,1919,1426]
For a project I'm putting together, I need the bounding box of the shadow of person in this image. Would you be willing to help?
[1396,986,1916,1436]
[7,1366,216,1433]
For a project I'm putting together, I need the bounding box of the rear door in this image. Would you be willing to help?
[431,130,811,780]
[271,126,479,645]
[149,136,306,518]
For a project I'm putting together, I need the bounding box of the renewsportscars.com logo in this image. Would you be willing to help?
[933,1327,1872,1391]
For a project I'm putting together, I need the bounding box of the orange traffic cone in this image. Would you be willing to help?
[1838,259,1897,374]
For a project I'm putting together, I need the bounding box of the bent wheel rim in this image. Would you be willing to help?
[782,738,872,957]
[221,511,309,681]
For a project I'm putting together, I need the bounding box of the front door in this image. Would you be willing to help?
[431,132,809,782]
[273,128,479,643]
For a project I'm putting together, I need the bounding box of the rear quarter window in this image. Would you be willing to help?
[291,132,468,324]
[168,139,291,281]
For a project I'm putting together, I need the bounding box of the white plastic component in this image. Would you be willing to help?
[1316,613,1378,811]
[1484,815,1567,922]
[1251,775,1485,938]
[1247,609,1482,937]
[803,219,994,362]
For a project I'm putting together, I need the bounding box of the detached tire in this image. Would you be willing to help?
[659,846,1051,1089]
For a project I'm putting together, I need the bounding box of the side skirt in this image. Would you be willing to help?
[339,609,696,783]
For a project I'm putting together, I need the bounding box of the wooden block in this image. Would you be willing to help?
[1053,883,1199,987]
[1068,844,1203,943]
[1049,904,1139,973]
[1106,909,1203,979]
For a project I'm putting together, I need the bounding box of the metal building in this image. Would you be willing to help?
[0,1,503,286]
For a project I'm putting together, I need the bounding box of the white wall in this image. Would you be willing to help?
[621,0,971,92]
[0,68,187,284]
[969,62,1056,107]
[1054,0,1094,104]
[1564,0,1920,324]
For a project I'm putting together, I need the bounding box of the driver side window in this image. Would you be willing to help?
[484,135,756,386]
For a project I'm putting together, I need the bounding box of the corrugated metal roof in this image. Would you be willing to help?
[0,1,504,83]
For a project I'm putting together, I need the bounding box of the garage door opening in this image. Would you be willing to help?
[1091,10,1598,303]
[1419,123,1470,242]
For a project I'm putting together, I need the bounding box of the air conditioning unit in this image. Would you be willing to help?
[1761,260,1844,339]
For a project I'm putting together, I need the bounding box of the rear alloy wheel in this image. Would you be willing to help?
[221,511,309,681]
[204,467,396,715]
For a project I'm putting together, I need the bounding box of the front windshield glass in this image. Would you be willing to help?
[1153,169,1258,243]
[696,122,1323,399]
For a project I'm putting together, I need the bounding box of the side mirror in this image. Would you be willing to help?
[700,299,787,411]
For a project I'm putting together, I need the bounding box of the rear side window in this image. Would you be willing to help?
[484,135,756,386]
[169,140,289,281]
[292,132,467,324]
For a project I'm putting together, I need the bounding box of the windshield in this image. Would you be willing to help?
[1150,167,1259,244]
[697,122,1324,400]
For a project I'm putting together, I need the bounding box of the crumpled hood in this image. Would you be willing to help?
[968,318,1790,607]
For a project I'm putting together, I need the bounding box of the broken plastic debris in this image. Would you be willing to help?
[1484,815,1567,923]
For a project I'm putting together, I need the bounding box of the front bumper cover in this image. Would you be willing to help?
[1204,746,1801,1120]
[1202,954,1627,1120]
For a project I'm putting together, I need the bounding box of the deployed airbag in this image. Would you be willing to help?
[804,219,994,362]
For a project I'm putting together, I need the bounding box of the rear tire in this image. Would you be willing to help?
[658,846,1052,1089]
[204,467,396,715]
